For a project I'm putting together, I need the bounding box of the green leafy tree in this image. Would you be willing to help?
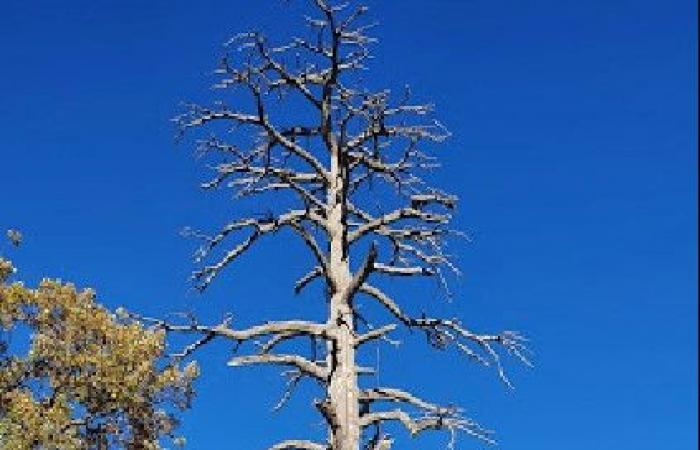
[0,256,197,449]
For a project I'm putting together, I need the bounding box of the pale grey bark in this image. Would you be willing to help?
[146,1,531,449]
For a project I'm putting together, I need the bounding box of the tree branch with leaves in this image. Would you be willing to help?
[0,256,196,450]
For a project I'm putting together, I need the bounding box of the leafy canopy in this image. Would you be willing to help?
[0,258,196,449]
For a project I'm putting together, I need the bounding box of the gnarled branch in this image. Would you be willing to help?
[358,284,531,387]
[360,409,494,445]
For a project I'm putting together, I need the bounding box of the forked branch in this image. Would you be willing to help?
[358,284,531,387]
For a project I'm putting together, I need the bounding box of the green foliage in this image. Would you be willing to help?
[0,258,197,449]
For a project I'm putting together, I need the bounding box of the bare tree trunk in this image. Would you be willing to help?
[326,131,361,450]
[327,286,360,450]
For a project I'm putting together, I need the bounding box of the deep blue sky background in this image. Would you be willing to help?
[1,1,697,449]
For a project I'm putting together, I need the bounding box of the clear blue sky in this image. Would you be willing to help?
[1,1,697,449]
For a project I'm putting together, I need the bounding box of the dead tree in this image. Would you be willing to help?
[163,2,530,449]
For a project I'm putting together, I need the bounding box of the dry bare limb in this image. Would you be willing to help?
[358,284,531,387]
[228,354,328,381]
[268,440,327,450]
[359,385,494,445]
[359,409,494,446]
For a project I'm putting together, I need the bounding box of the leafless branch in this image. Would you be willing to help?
[268,440,327,450]
[229,354,328,381]
[272,370,304,412]
[353,324,397,347]
[295,266,324,293]
[360,409,494,445]
[188,209,328,289]
[358,284,531,387]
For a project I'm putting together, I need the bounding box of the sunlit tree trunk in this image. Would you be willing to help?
[326,130,361,449]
